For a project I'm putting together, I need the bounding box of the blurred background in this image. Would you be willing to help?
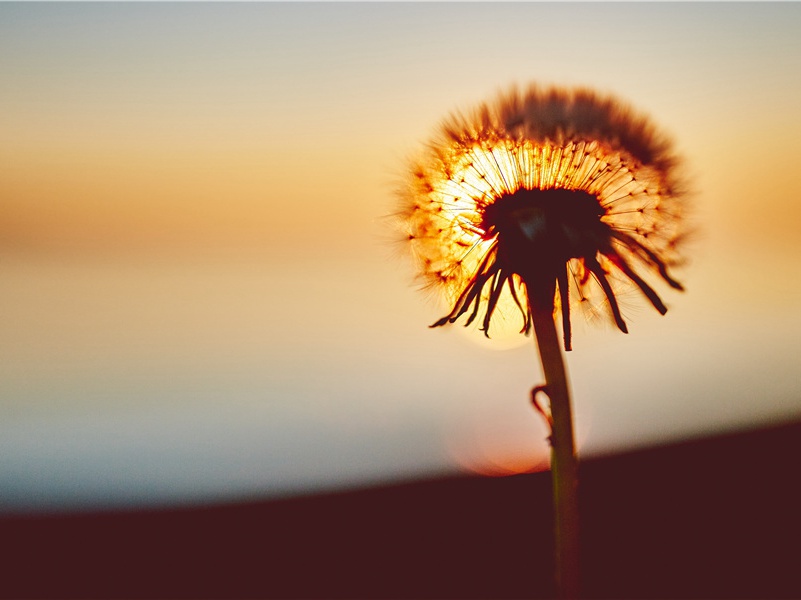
[2,1,800,518]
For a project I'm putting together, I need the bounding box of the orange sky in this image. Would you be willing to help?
[2,2,801,511]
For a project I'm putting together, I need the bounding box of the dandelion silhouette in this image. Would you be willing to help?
[397,84,686,598]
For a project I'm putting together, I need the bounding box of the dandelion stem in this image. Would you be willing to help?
[527,278,580,599]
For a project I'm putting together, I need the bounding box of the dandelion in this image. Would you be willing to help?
[399,85,685,351]
[396,84,687,599]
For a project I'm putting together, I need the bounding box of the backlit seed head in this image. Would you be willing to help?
[397,84,687,350]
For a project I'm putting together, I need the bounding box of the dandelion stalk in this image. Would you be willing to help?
[528,277,580,599]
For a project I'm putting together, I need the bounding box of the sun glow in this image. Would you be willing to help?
[412,140,676,296]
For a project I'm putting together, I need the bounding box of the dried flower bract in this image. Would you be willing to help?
[398,85,686,350]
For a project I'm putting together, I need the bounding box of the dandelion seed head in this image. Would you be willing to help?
[398,84,687,349]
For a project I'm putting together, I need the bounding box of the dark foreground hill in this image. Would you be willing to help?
[2,420,800,599]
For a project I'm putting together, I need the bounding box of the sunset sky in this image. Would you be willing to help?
[2,2,801,512]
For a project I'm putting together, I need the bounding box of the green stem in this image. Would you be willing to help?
[528,280,580,599]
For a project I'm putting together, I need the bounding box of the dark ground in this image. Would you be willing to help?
[1,420,800,599]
